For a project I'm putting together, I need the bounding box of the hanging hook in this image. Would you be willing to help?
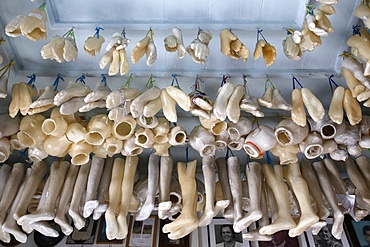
[242,74,251,95]
[339,51,351,58]
[306,4,315,14]
[38,1,47,10]
[121,28,126,38]
[221,74,230,87]
[197,27,203,37]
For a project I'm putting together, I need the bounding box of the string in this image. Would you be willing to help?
[38,2,47,10]
[185,144,189,168]
[121,28,126,38]
[94,27,104,39]
[75,74,86,84]
[191,75,203,90]
[26,73,36,88]
[265,150,273,168]
[306,4,315,15]
[328,74,339,93]
[52,73,64,91]
[257,29,267,43]
[352,25,361,36]
[171,74,180,87]
[292,76,304,89]
[0,37,5,46]
[146,28,154,39]
[124,73,133,88]
[101,73,107,87]
[339,51,351,59]
[246,154,251,171]
[143,75,155,91]
[19,148,29,162]
[242,74,250,95]
[285,28,294,35]
[0,61,14,78]
[221,75,230,87]
[265,78,275,90]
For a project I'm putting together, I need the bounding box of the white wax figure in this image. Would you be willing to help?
[84,156,105,218]
[283,162,319,237]
[0,163,26,229]
[105,157,125,240]
[242,181,272,241]
[234,162,263,233]
[162,160,199,240]
[199,156,229,227]
[68,160,91,230]
[301,158,330,220]
[227,157,244,232]
[312,161,344,240]
[2,168,30,243]
[117,156,139,239]
[344,158,370,210]
[322,157,348,194]
[93,157,114,220]
[17,161,70,227]
[356,156,370,190]
[0,164,11,199]
[135,153,159,221]
[259,164,296,235]
[13,161,48,220]
[216,157,234,222]
[158,155,174,219]
[54,164,79,235]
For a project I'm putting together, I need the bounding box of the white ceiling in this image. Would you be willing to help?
[0,0,361,78]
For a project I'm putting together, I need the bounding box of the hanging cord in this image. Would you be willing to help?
[185,144,189,168]
[265,78,275,90]
[121,28,126,38]
[146,28,154,39]
[220,75,230,87]
[19,148,29,162]
[52,73,64,91]
[339,51,351,59]
[0,61,15,78]
[306,4,315,15]
[352,25,361,36]
[197,27,203,37]
[257,29,268,43]
[75,74,86,84]
[38,2,47,10]
[252,116,260,128]
[63,28,77,44]
[101,73,107,87]
[143,75,155,91]
[191,74,204,91]
[292,76,304,90]
[242,74,251,95]
[328,74,339,93]
[94,27,104,39]
[27,73,36,89]
[171,74,180,88]
[246,154,251,171]
[265,150,273,168]
[284,28,295,35]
